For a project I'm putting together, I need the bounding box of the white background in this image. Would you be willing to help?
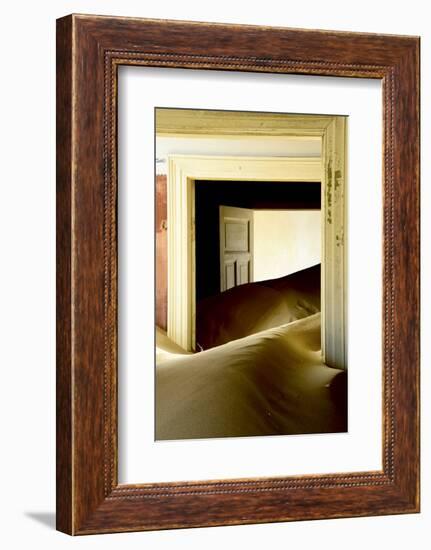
[0,0,428,548]
[119,67,382,483]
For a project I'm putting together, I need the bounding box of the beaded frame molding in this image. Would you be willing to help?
[56,14,420,535]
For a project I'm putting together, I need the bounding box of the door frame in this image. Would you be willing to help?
[161,111,347,369]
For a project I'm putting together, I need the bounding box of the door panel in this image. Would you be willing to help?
[224,221,249,252]
[237,259,250,286]
[220,206,254,292]
[225,259,236,290]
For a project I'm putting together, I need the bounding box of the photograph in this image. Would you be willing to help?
[155,107,348,440]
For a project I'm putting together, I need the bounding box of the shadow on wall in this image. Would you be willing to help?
[25,512,56,530]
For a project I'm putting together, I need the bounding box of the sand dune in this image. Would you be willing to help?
[156,264,347,440]
[196,264,321,350]
[156,313,347,440]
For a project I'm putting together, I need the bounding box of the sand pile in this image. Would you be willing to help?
[196,264,321,350]
[156,263,346,440]
[156,313,346,440]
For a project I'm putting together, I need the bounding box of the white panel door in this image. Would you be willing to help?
[219,205,254,292]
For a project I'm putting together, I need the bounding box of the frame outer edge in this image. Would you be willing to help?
[392,39,420,510]
[56,14,74,535]
[71,14,111,533]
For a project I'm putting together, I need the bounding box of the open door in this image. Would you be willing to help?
[219,205,254,291]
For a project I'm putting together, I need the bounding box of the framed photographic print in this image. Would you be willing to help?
[56,14,420,534]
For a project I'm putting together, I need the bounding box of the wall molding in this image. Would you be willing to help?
[156,108,330,138]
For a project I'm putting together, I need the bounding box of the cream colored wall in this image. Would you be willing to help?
[253,210,321,282]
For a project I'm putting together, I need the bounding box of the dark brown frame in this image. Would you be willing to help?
[56,14,420,535]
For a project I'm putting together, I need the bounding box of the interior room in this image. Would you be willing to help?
[154,108,347,441]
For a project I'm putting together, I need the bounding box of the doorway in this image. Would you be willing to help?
[195,179,321,303]
[194,179,321,351]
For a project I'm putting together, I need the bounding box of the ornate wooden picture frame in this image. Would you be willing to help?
[56,14,420,535]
